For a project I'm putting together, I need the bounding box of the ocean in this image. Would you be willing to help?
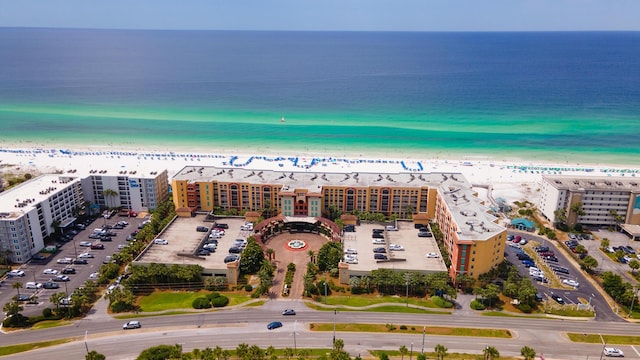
[1,28,639,164]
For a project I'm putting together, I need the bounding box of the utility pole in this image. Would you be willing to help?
[405,273,410,307]
[421,325,426,353]
[410,342,413,360]
[598,334,606,360]
[332,309,337,351]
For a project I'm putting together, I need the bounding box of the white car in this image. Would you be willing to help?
[78,253,94,258]
[8,269,25,277]
[385,225,399,231]
[389,244,404,251]
[89,272,99,279]
[372,239,386,245]
[25,281,43,289]
[43,268,59,275]
[426,252,439,258]
[123,320,141,329]
[57,258,73,264]
[118,244,127,250]
[344,248,358,255]
[154,239,168,245]
[79,241,93,247]
[562,279,580,287]
[345,257,358,264]
[603,347,624,357]
[203,243,217,251]
[107,284,117,294]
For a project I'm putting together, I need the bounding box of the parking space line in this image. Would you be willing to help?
[632,346,640,357]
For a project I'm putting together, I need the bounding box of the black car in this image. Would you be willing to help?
[224,255,239,263]
[215,223,229,229]
[196,226,209,232]
[545,256,559,262]
[229,246,243,254]
[373,247,386,253]
[552,295,565,304]
[73,259,88,265]
[197,249,211,256]
[16,294,31,302]
[42,282,60,289]
[62,268,76,274]
[535,246,549,253]
[31,254,46,261]
[374,253,388,260]
[372,233,384,239]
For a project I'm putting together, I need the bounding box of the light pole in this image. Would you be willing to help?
[598,334,606,360]
[410,342,413,360]
[421,325,426,354]
[84,330,89,354]
[405,273,410,307]
[332,309,337,351]
[324,282,328,304]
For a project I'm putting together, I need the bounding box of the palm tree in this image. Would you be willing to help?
[307,250,315,264]
[601,238,610,251]
[12,281,23,298]
[266,248,275,261]
[399,345,409,360]
[483,346,500,360]
[434,344,448,360]
[520,346,536,360]
[102,189,119,209]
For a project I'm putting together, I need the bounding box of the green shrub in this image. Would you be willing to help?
[192,297,212,309]
[518,303,532,313]
[2,313,29,328]
[430,295,453,308]
[244,284,253,292]
[470,299,486,310]
[42,308,52,318]
[210,294,229,307]
[400,325,407,330]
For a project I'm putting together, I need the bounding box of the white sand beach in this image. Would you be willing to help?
[1,146,639,206]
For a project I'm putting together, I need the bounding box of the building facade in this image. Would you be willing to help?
[538,175,640,227]
[0,175,83,263]
[81,170,169,212]
[172,166,506,279]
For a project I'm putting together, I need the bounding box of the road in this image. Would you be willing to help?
[1,299,639,359]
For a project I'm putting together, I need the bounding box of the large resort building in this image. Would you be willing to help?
[172,166,506,279]
[538,175,640,240]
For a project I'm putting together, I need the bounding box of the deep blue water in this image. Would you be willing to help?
[1,28,639,162]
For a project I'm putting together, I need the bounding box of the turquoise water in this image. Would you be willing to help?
[1,29,639,164]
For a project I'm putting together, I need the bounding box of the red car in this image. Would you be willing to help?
[91,243,105,250]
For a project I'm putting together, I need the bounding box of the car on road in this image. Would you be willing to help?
[562,279,579,287]
[91,243,105,250]
[426,252,439,258]
[282,309,296,315]
[123,320,141,329]
[57,258,73,264]
[79,241,93,247]
[154,239,169,245]
[389,244,404,251]
[43,268,59,275]
[7,269,25,277]
[42,282,59,289]
[552,295,565,304]
[603,347,624,357]
[267,321,283,330]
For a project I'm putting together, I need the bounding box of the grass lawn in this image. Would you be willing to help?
[306,302,451,314]
[31,319,73,329]
[310,323,512,338]
[568,333,640,345]
[0,339,73,356]
[370,350,521,360]
[137,290,254,312]
[319,294,447,308]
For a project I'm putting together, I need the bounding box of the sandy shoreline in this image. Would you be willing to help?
[1,144,639,206]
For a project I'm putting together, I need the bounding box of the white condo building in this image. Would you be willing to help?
[0,175,83,263]
[538,175,640,236]
[81,170,169,212]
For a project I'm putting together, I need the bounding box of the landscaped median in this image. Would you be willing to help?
[568,333,640,345]
[310,323,512,338]
[305,294,455,314]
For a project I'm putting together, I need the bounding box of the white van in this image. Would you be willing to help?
[26,282,42,289]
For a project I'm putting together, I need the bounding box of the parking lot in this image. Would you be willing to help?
[0,215,147,317]
[342,221,447,276]
[136,216,250,275]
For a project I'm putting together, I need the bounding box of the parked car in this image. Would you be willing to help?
[426,252,440,258]
[372,238,386,245]
[389,244,404,251]
[73,259,88,265]
[31,254,46,261]
[214,223,229,229]
[267,321,283,330]
[43,268,59,275]
[16,294,32,302]
[123,320,141,329]
[344,257,358,264]
[552,295,565,304]
[78,253,94,258]
[344,248,358,255]
[224,255,240,263]
[385,225,398,231]
[79,241,93,247]
[374,253,388,260]
[197,249,211,256]
[25,281,43,289]
[91,243,105,250]
[418,231,432,237]
[196,226,209,232]
[229,246,243,254]
[53,275,70,282]
[154,239,169,245]
[282,309,296,315]
[372,247,386,253]
[62,267,76,274]
[42,282,59,289]
[562,279,580,287]
[57,258,73,264]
